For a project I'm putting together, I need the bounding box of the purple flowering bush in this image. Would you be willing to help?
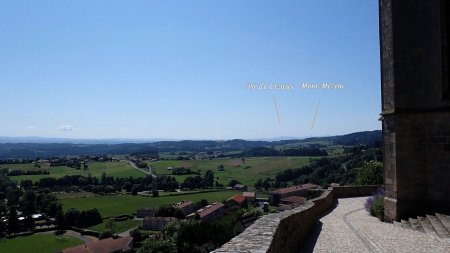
[364,187,385,221]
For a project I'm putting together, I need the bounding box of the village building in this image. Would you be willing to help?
[226,194,247,208]
[173,200,195,215]
[61,236,133,253]
[269,183,319,205]
[186,202,225,222]
[233,184,248,191]
[143,217,178,230]
[136,207,157,218]
[280,196,306,205]
[242,192,256,203]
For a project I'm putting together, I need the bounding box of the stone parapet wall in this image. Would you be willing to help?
[213,202,315,253]
[212,186,376,253]
[333,185,379,198]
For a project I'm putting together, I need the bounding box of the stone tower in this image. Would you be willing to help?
[380,0,450,222]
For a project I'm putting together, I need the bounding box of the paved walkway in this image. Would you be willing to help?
[299,197,450,253]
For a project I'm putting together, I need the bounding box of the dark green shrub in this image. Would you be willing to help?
[99,229,113,239]
[371,197,384,221]
[364,187,385,222]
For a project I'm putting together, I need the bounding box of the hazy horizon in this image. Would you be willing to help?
[0,129,381,144]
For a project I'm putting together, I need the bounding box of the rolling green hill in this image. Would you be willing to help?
[0,130,381,159]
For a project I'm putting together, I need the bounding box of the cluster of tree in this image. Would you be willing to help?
[244,147,327,157]
[279,147,328,156]
[333,130,382,147]
[0,191,55,220]
[133,160,148,169]
[2,170,171,197]
[5,169,50,176]
[175,156,191,161]
[156,206,185,219]
[131,148,159,160]
[172,167,199,175]
[228,180,241,187]
[355,160,383,185]
[0,170,18,193]
[154,176,179,193]
[343,145,370,155]
[180,170,215,190]
[180,176,205,190]
[270,148,382,187]
[89,155,113,162]
[0,159,35,164]
[137,208,244,253]
[64,208,103,228]
[254,178,272,191]
[32,173,156,193]
[0,143,161,159]
[0,190,61,237]
[48,157,92,169]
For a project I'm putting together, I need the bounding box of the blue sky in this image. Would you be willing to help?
[0,0,380,140]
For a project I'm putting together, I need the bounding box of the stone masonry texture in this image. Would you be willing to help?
[380,0,450,221]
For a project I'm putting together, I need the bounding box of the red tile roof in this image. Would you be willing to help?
[144,216,178,222]
[270,183,319,194]
[227,194,246,204]
[62,237,132,253]
[173,200,193,209]
[195,202,224,218]
[281,196,306,204]
[242,192,256,198]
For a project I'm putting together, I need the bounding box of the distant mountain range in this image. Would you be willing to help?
[0,130,381,159]
[0,136,318,144]
[0,136,175,144]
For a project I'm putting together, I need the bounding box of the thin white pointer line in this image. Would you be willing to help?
[273,95,281,125]
[311,101,320,129]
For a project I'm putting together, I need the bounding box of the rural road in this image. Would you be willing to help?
[117,218,143,237]
[118,226,139,237]
[120,160,156,178]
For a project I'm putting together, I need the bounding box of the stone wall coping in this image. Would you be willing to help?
[212,185,378,253]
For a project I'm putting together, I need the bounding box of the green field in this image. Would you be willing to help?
[151,157,317,188]
[55,191,97,199]
[2,157,318,188]
[61,190,238,218]
[0,234,83,253]
[0,163,54,170]
[88,219,142,233]
[3,161,145,182]
[159,152,195,160]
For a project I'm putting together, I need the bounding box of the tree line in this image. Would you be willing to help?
[180,170,215,189]
[274,149,381,187]
[244,147,328,157]
[0,190,61,237]
[137,207,262,253]
[253,148,382,190]
[5,169,50,176]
